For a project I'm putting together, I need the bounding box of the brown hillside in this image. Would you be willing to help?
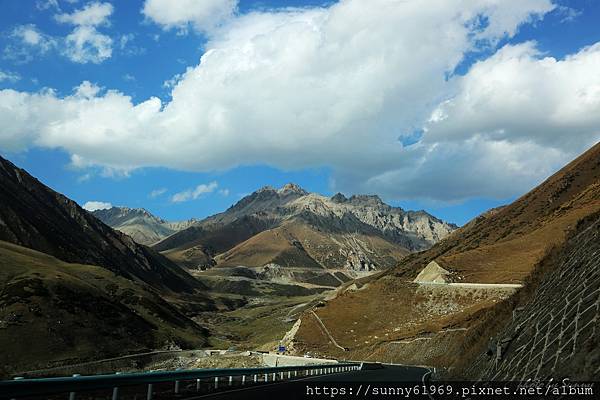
[0,155,203,294]
[466,211,600,381]
[216,219,408,270]
[293,141,600,370]
[0,241,208,377]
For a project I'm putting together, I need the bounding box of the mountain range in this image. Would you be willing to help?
[95,183,457,274]
[3,140,598,379]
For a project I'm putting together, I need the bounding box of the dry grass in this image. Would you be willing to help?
[0,241,208,376]
[294,142,600,369]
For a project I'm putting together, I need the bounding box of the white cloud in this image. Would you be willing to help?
[3,24,56,63]
[83,200,112,211]
[0,70,21,83]
[142,0,238,33]
[555,5,582,22]
[77,172,92,183]
[63,26,112,63]
[73,80,102,98]
[55,1,113,26]
[219,188,230,197]
[149,187,167,198]
[5,0,599,203]
[51,2,114,63]
[424,42,600,150]
[162,71,186,89]
[4,3,114,64]
[171,182,218,202]
[36,0,60,11]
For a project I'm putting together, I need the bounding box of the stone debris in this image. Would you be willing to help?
[413,261,451,284]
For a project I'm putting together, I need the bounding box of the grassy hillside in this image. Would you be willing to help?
[294,142,600,369]
[0,241,209,377]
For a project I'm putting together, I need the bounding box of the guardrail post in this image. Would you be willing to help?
[196,379,201,392]
[242,375,246,385]
[228,376,233,386]
[279,372,283,380]
[11,377,24,400]
[214,376,219,389]
[264,373,268,382]
[254,374,257,383]
[272,372,276,381]
[288,371,291,379]
[112,372,122,400]
[69,374,80,400]
[146,384,153,400]
[174,368,181,394]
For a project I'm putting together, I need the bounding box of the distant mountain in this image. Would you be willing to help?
[152,183,457,270]
[293,141,600,375]
[93,207,197,245]
[0,155,212,375]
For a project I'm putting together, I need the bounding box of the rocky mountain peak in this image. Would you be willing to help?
[278,183,308,195]
[331,193,347,203]
[348,194,385,207]
[256,185,276,193]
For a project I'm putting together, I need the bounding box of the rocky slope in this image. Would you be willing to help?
[153,183,457,271]
[93,207,197,245]
[0,155,201,294]
[293,141,600,374]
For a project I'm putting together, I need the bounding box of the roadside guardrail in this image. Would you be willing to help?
[1,363,361,399]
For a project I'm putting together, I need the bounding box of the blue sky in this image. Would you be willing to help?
[1,0,599,225]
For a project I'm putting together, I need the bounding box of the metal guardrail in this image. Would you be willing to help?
[1,363,361,399]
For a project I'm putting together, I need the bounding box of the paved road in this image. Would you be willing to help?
[182,365,429,400]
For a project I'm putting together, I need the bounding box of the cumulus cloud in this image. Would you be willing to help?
[171,182,218,203]
[424,42,600,150]
[4,0,599,203]
[82,200,112,211]
[142,0,238,33]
